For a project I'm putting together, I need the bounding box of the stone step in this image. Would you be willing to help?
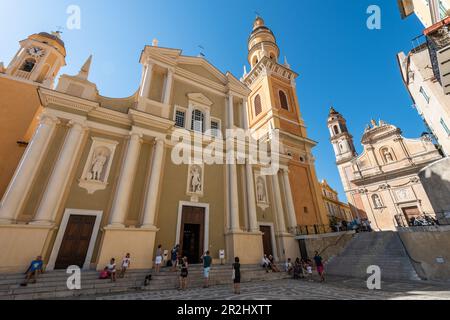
[0,264,289,300]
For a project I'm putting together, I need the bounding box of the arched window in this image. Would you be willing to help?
[254,94,262,116]
[252,56,259,67]
[279,90,289,110]
[269,52,275,60]
[333,125,340,135]
[381,147,395,163]
[372,194,384,209]
[20,58,36,73]
[191,109,205,132]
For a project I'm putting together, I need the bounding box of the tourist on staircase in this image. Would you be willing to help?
[21,256,44,287]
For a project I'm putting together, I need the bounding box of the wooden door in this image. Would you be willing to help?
[402,206,421,225]
[55,215,97,269]
[180,206,205,264]
[260,226,273,257]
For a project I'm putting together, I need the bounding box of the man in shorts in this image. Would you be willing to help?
[202,251,212,288]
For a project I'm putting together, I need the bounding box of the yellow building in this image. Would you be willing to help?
[0,32,66,199]
[0,18,328,272]
[319,180,353,223]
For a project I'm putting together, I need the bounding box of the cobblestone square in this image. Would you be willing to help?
[95,277,450,301]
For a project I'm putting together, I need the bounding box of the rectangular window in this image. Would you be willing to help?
[420,86,430,103]
[441,118,450,136]
[210,120,220,136]
[175,109,186,128]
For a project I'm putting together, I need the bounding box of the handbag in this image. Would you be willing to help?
[232,268,236,280]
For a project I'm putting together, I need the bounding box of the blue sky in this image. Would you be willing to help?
[0,0,426,201]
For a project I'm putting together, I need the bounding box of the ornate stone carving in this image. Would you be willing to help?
[79,137,119,194]
[187,164,204,201]
[254,172,269,210]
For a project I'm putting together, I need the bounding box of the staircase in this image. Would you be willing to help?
[325,231,421,281]
[0,264,289,300]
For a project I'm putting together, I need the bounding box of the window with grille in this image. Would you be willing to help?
[175,109,186,128]
[279,90,289,110]
[441,118,450,136]
[191,109,204,132]
[254,95,262,116]
[211,120,220,136]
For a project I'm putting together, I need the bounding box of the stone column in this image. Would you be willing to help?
[241,100,258,232]
[0,114,58,224]
[227,94,240,231]
[271,172,287,233]
[109,132,143,227]
[139,63,154,99]
[162,69,174,105]
[245,162,259,232]
[281,169,297,232]
[142,138,165,228]
[32,120,87,225]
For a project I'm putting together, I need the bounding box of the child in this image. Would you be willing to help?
[155,245,163,273]
[306,259,313,281]
[179,257,189,290]
[119,253,131,278]
[106,258,117,282]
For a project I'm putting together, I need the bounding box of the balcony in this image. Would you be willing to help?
[425,17,450,94]
[14,70,32,81]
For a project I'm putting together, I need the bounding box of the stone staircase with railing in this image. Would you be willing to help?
[325,231,421,281]
[0,264,289,300]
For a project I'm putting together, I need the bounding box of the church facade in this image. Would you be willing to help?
[0,18,328,272]
[328,108,442,231]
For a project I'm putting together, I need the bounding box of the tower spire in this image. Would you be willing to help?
[77,55,92,80]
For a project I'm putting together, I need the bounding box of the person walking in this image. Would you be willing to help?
[313,251,325,282]
[171,244,179,271]
[201,251,212,288]
[155,245,163,273]
[232,257,241,294]
[119,253,131,278]
[179,256,189,290]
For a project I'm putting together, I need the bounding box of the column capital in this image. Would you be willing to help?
[68,119,88,131]
[39,113,60,126]
[129,131,144,142]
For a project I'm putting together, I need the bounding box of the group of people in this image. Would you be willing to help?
[333,217,373,233]
[265,251,326,283]
[168,245,241,294]
[100,253,131,282]
[20,247,325,292]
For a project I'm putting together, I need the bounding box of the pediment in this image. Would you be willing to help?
[187,93,213,106]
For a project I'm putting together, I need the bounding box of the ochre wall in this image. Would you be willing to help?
[0,78,41,199]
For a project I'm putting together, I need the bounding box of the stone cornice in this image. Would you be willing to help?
[128,109,174,131]
[38,87,98,113]
[243,56,298,87]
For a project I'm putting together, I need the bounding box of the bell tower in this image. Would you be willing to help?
[243,16,330,233]
[327,107,357,163]
[5,31,66,88]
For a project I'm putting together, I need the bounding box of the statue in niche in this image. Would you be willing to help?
[190,165,202,193]
[383,148,394,163]
[372,194,383,208]
[256,177,267,203]
[88,148,109,181]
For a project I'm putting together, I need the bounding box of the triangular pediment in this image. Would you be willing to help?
[187,92,213,106]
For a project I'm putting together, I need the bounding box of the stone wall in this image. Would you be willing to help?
[297,231,356,262]
[398,226,450,280]
[419,158,450,224]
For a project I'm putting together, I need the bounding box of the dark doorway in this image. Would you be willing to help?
[182,224,201,264]
[299,239,308,260]
[55,215,96,269]
[402,206,421,226]
[260,225,273,257]
[180,206,205,264]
